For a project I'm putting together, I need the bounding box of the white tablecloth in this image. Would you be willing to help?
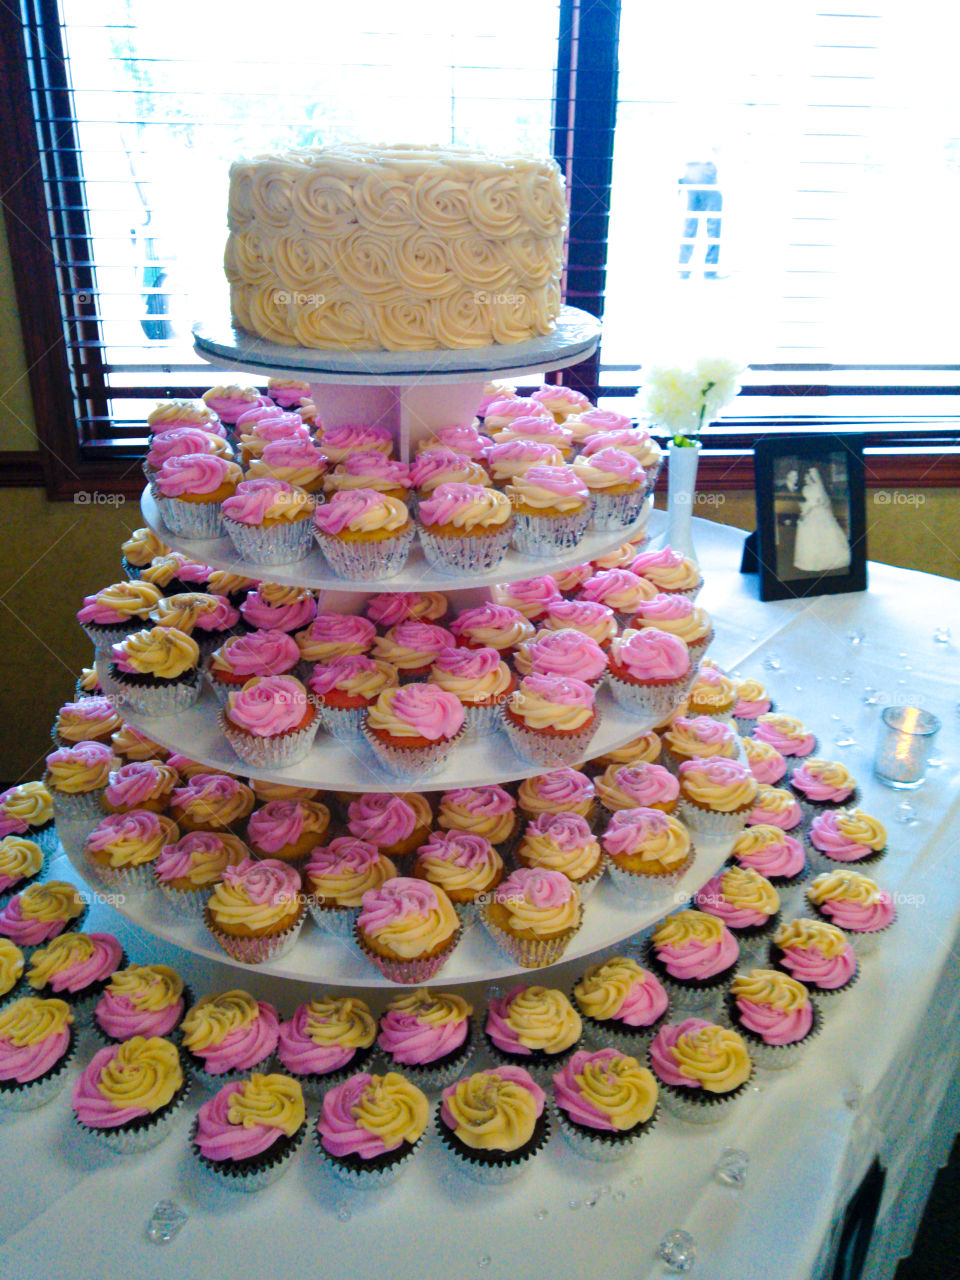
[1,516,959,1280]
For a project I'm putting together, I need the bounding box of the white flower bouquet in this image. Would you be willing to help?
[643,356,746,447]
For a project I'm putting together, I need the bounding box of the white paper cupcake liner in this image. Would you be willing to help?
[315,1127,422,1187]
[108,672,202,718]
[80,1080,191,1152]
[607,671,689,723]
[500,708,600,769]
[361,722,465,780]
[222,514,316,566]
[314,702,366,740]
[418,526,513,574]
[509,508,591,558]
[606,852,694,904]
[0,1035,77,1112]
[219,709,320,768]
[677,800,749,841]
[203,905,306,965]
[353,920,461,984]
[315,526,415,581]
[589,489,649,532]
[306,897,359,938]
[554,1106,655,1161]
[477,901,581,969]
[154,492,226,540]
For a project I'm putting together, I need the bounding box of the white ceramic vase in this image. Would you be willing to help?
[665,440,701,562]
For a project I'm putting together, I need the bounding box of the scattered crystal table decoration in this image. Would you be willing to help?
[658,1229,697,1273]
[874,706,941,789]
[145,1200,188,1245]
[933,627,951,644]
[714,1148,749,1188]
[762,653,782,671]
[895,802,920,825]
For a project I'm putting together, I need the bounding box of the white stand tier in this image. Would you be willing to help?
[139,487,654,594]
[193,306,601,452]
[58,812,734,988]
[97,658,663,792]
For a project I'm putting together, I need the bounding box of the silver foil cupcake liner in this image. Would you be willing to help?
[120,558,143,580]
[353,920,461,985]
[156,880,212,919]
[80,622,138,653]
[0,1037,77,1112]
[500,708,600,769]
[677,800,749,841]
[193,1120,306,1192]
[203,905,306,965]
[90,859,157,894]
[769,737,821,778]
[315,1127,422,1187]
[222,514,316,566]
[306,896,359,939]
[376,1035,475,1093]
[80,1080,192,1152]
[314,702,366,740]
[589,488,649,532]
[606,853,694,904]
[315,526,415,582]
[730,1002,821,1071]
[554,1106,655,1162]
[477,901,581,969]
[418,526,512,574]
[108,673,202,718]
[792,786,863,826]
[50,787,108,823]
[219,709,320,768]
[579,1014,668,1059]
[153,492,226,540]
[74,677,103,701]
[361,722,465,780]
[186,1054,276,1092]
[203,667,237,706]
[509,508,591,558]
[607,671,690,723]
[436,1109,549,1184]
[654,1078,747,1125]
[656,976,727,1019]
[460,700,507,739]
[31,824,61,858]
[802,835,886,878]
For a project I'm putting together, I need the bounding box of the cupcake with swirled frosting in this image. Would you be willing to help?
[436,785,517,854]
[752,713,818,770]
[346,793,433,860]
[169,772,255,833]
[247,437,327,492]
[364,684,466,778]
[503,674,599,768]
[314,489,416,580]
[732,676,773,732]
[484,985,582,1082]
[355,877,461,984]
[149,399,223,435]
[572,447,649,531]
[152,453,243,539]
[53,696,123,748]
[572,956,670,1054]
[587,731,662,775]
[110,724,167,764]
[581,425,662,486]
[644,910,740,1012]
[203,384,268,425]
[0,781,56,856]
[180,990,279,1087]
[206,628,301,703]
[303,838,397,937]
[410,447,490,497]
[514,628,608,688]
[107,625,201,717]
[295,612,377,665]
[677,757,758,838]
[246,799,331,864]
[221,477,317,565]
[806,808,887,873]
[503,466,592,557]
[418,481,514,573]
[0,837,46,904]
[601,807,693,900]
[487,440,565,483]
[148,592,241,660]
[25,931,124,1017]
[686,665,738,722]
[629,593,714,662]
[412,830,504,915]
[429,647,515,737]
[577,568,657,627]
[324,453,412,502]
[805,869,896,955]
[789,758,860,818]
[0,996,76,1110]
[516,813,604,897]
[0,939,25,1007]
[240,583,316,634]
[143,426,234,481]
[140,551,214,597]
[596,762,679,817]
[84,810,179,889]
[450,602,534,656]
[630,546,702,600]
[747,784,804,832]
[518,768,597,825]
[769,918,859,1003]
[237,411,308,463]
[192,1071,307,1190]
[153,831,249,916]
[480,867,582,969]
[492,415,574,458]
[694,866,781,958]
[100,760,179,815]
[740,735,788,785]
[726,969,820,1068]
[418,424,493,463]
[204,858,305,964]
[553,1047,659,1160]
[531,383,592,423]
[72,1034,189,1151]
[565,407,632,442]
[317,1070,430,1186]
[491,576,562,623]
[44,741,119,820]
[0,880,87,951]
[120,527,169,579]
[541,597,619,648]
[277,996,378,1093]
[92,964,189,1045]
[220,674,319,768]
[76,579,164,650]
[606,627,692,721]
[648,1016,752,1122]
[730,825,808,894]
[372,619,456,680]
[437,1065,549,1183]
[377,988,475,1087]
[364,591,449,630]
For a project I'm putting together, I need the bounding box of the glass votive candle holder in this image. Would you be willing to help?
[874,706,941,789]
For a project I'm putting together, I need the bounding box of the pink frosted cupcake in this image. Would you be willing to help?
[450,603,534,655]
[191,1072,307,1190]
[84,810,179,889]
[319,423,394,463]
[606,627,692,720]
[100,760,179,815]
[409,448,489,496]
[106,625,203,716]
[52,697,123,748]
[92,964,189,1045]
[295,613,376,669]
[769,918,860,1005]
[752,713,818,771]
[25,932,125,1015]
[572,956,670,1055]
[363,685,465,778]
[413,830,504,915]
[740,735,788,784]
[530,383,592,423]
[204,858,306,965]
[515,813,604,898]
[377,988,475,1088]
[630,546,702,600]
[180,990,280,1087]
[552,1047,659,1160]
[486,440,564,484]
[44,742,119,820]
[491,576,562,622]
[677,757,757,839]
[565,407,632,442]
[483,984,582,1081]
[595,762,679,816]
[491,415,574,459]
[267,376,310,409]
[694,866,781,959]
[277,995,377,1093]
[541,597,618,648]
[148,399,221,435]
[206,629,301,703]
[246,438,327,493]
[365,591,449,630]
[303,837,397,936]
[76,580,163,651]
[629,593,714,662]
[221,478,316,565]
[0,782,55,857]
[437,786,518,853]
[324,453,412,502]
[514,629,608,687]
[143,427,233,481]
[502,675,600,768]
[246,799,331,864]
[345,793,433,860]
[203,384,268,425]
[644,910,741,1013]
[372,620,456,680]
[153,831,249,916]
[481,396,551,430]
[661,715,738,771]
[0,881,87,951]
[479,868,582,968]
[578,568,656,627]
[517,768,597,825]
[71,1035,188,1150]
[571,447,648,530]
[313,490,415,581]
[730,825,808,894]
[355,878,461,984]
[308,655,398,738]
[418,482,513,573]
[648,1017,751,1122]
[732,677,773,732]
[169,773,255,833]
[141,551,214,597]
[0,996,77,1111]
[417,424,493,463]
[806,808,887,873]
[602,807,693,900]
[686,664,738,723]
[220,675,319,768]
[789,759,860,818]
[726,969,820,1069]
[238,414,311,465]
[504,467,591,556]
[240,584,316,634]
[747,784,804,831]
[429,647,516,737]
[316,1070,430,1186]
[805,870,896,956]
[550,561,594,593]
[152,454,243,539]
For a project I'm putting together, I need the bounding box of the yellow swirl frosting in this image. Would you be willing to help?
[574,957,649,1021]
[430,660,513,703]
[443,1069,540,1151]
[257,583,315,608]
[46,750,118,793]
[0,995,72,1044]
[652,909,724,950]
[501,986,581,1053]
[181,990,259,1051]
[302,996,377,1048]
[832,809,887,850]
[518,826,601,880]
[120,527,169,566]
[16,881,85,924]
[0,837,44,883]
[227,1072,305,1135]
[496,880,581,939]
[734,677,768,704]
[730,968,810,1011]
[688,672,737,711]
[0,938,24,996]
[311,658,397,700]
[807,869,883,907]
[416,842,503,896]
[207,570,257,597]
[26,933,95,988]
[715,866,780,915]
[506,681,594,732]
[95,1035,183,1112]
[772,918,848,957]
[606,814,690,873]
[663,721,736,760]
[575,1054,658,1128]
[106,965,183,1011]
[362,887,459,958]
[798,758,857,789]
[505,473,586,513]
[680,766,757,812]
[206,873,302,934]
[148,400,217,428]
[438,797,515,844]
[752,785,798,819]
[114,626,200,679]
[516,775,594,819]
[306,852,396,908]
[592,733,661,767]
[149,595,232,633]
[351,1072,430,1146]
[740,737,782,768]
[87,813,179,868]
[110,726,165,762]
[427,486,511,530]
[1,782,53,828]
[384,988,473,1026]
[333,494,411,536]
[670,1023,751,1092]
[90,581,163,618]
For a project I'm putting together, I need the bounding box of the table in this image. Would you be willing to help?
[2,516,958,1280]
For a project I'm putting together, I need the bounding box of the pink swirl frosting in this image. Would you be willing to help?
[441,785,514,817]
[748,790,803,830]
[440,1065,545,1129]
[582,427,652,455]
[306,837,383,885]
[495,866,575,912]
[745,747,787,785]
[531,384,591,412]
[497,415,572,444]
[517,673,596,711]
[57,696,117,726]
[416,829,495,869]
[308,654,381,697]
[86,810,164,854]
[734,831,805,879]
[207,391,271,423]
[523,631,608,681]
[190,595,239,631]
[604,764,679,808]
[146,428,227,468]
[191,1001,280,1073]
[573,409,633,435]
[226,676,310,736]
[72,1044,165,1126]
[417,482,498,527]
[171,773,245,809]
[602,807,672,858]
[523,769,595,810]
[219,857,301,907]
[694,872,775,929]
[319,1073,408,1158]
[422,425,492,460]
[377,1004,469,1066]
[553,1048,642,1131]
[484,987,542,1055]
[268,383,309,409]
[365,593,444,628]
[495,576,561,614]
[546,599,616,632]
[409,448,480,487]
[332,453,410,487]
[514,465,587,499]
[240,588,316,632]
[154,454,237,497]
[579,569,649,611]
[817,891,896,933]
[487,440,561,471]
[243,415,310,445]
[809,812,878,861]
[194,1079,293,1161]
[358,877,445,933]
[0,898,77,946]
[736,997,813,1046]
[247,801,321,853]
[525,811,594,850]
[154,833,242,884]
[321,424,393,456]
[77,594,144,626]
[649,1018,720,1088]
[752,719,817,757]
[259,438,325,470]
[777,940,857,989]
[215,629,300,676]
[299,612,376,651]
[680,756,754,790]
[634,593,696,624]
[431,646,502,679]
[612,628,690,680]
[792,763,856,803]
[578,446,646,483]
[95,986,184,1040]
[451,603,528,644]
[652,921,739,980]
[387,619,455,659]
[0,1017,71,1083]
[103,762,173,809]
[277,1004,366,1076]
[377,685,465,740]
[35,933,124,994]
[347,796,422,846]
[221,478,309,525]
[46,740,115,775]
[484,397,552,423]
[670,716,738,749]
[313,488,402,535]
[631,547,685,572]
[234,403,286,431]
[734,694,772,718]
[608,968,669,1027]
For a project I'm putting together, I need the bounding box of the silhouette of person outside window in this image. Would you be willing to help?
[678,160,722,279]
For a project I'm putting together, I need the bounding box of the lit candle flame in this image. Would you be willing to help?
[895,707,921,762]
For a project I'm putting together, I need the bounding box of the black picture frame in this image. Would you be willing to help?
[753,434,868,602]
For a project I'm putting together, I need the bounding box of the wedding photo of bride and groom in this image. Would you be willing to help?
[771,453,853,582]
